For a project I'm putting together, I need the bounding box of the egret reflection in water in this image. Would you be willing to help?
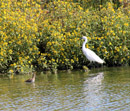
[0,67,130,110]
[83,72,104,110]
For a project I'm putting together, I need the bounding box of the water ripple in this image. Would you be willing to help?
[0,67,130,110]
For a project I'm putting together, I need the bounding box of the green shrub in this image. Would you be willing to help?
[0,0,129,73]
[37,1,130,70]
[85,2,130,66]
[0,0,41,73]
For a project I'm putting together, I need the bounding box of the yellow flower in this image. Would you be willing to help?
[0,51,4,56]
[13,63,16,66]
[19,57,22,60]
[100,42,103,45]
[9,69,14,73]
[116,24,119,28]
[124,23,129,27]
[9,49,13,54]
[0,59,3,61]
[86,44,89,48]
[61,48,64,51]
[51,59,55,62]
[3,42,8,46]
[115,47,119,52]
[71,59,74,63]
[97,47,100,51]
[109,42,112,45]
[107,32,110,35]
[21,68,24,72]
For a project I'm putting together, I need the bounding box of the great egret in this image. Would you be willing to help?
[25,72,36,83]
[81,36,105,64]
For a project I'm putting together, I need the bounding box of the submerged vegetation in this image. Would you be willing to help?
[0,0,130,73]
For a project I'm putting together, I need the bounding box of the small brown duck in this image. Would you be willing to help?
[25,72,36,83]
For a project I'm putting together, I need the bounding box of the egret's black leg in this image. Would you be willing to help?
[88,62,92,66]
[88,62,94,69]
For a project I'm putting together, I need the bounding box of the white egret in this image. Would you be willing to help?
[81,36,105,64]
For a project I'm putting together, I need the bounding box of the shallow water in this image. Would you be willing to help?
[0,67,130,111]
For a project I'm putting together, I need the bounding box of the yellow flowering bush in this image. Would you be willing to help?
[0,0,130,73]
[37,1,129,70]
[37,1,85,70]
[0,0,40,73]
[92,2,130,66]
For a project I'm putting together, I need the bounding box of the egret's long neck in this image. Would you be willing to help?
[82,39,87,49]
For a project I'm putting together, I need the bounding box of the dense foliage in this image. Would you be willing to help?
[0,0,130,73]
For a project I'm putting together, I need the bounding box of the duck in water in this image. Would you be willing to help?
[25,72,36,83]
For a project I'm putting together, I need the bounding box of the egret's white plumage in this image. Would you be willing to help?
[81,36,105,64]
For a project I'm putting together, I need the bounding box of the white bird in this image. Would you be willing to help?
[81,36,105,64]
